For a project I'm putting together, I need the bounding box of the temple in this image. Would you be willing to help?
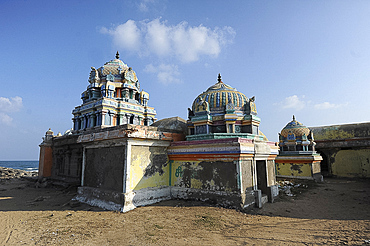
[72,52,156,131]
[275,116,323,181]
[169,75,279,208]
[187,74,261,139]
[38,53,280,211]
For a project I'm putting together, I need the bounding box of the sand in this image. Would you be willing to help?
[0,167,369,245]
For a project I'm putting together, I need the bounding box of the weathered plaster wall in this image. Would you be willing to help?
[129,145,169,191]
[84,146,125,192]
[311,123,370,141]
[170,160,241,207]
[310,122,370,178]
[240,160,254,191]
[266,160,276,187]
[170,161,238,191]
[329,149,370,177]
[275,162,313,178]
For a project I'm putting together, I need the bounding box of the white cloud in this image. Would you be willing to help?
[0,113,12,126]
[100,20,141,51]
[281,95,305,111]
[276,95,347,112]
[101,18,235,63]
[0,96,23,112]
[314,101,347,110]
[314,102,337,110]
[145,19,171,56]
[145,63,181,84]
[0,96,23,126]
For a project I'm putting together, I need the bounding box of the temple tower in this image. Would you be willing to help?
[72,52,156,131]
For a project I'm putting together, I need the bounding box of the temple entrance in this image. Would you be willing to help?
[256,160,268,195]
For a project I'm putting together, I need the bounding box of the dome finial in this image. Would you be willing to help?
[293,115,296,121]
[217,73,222,83]
[116,51,120,59]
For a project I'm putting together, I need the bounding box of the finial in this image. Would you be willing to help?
[293,115,296,121]
[116,51,120,59]
[218,73,222,83]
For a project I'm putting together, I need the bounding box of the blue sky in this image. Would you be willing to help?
[1,0,370,160]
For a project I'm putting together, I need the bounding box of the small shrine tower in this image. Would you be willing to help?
[275,116,323,181]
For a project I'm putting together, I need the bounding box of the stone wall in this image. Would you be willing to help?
[50,134,83,184]
[310,122,370,178]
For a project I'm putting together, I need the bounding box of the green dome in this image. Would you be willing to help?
[192,74,249,113]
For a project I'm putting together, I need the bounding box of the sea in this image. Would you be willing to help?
[0,160,39,172]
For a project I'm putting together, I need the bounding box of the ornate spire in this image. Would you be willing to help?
[116,51,120,59]
[217,73,223,83]
[293,115,296,121]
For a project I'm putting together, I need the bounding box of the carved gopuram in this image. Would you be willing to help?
[72,52,156,131]
[275,116,323,182]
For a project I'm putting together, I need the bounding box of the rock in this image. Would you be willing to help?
[34,196,45,202]
[69,200,81,208]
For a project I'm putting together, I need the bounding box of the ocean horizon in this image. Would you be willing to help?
[0,161,38,172]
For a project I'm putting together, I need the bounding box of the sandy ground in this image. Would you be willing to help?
[0,168,369,245]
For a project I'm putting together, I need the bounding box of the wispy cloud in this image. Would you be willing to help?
[281,95,306,111]
[101,18,235,63]
[0,113,12,125]
[314,101,348,110]
[276,95,347,112]
[0,96,23,126]
[137,0,155,12]
[145,63,181,84]
[314,102,337,110]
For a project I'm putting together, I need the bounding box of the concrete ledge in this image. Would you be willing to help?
[170,187,242,208]
[123,186,171,212]
[75,187,123,211]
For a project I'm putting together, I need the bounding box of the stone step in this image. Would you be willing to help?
[261,194,268,205]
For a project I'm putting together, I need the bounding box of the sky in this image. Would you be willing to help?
[1,0,370,160]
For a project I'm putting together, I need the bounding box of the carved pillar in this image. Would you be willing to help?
[90,113,96,128]
[101,111,107,127]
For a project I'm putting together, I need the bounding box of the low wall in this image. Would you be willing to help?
[310,122,370,178]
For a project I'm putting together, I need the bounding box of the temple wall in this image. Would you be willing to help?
[323,149,370,178]
[310,122,370,178]
[266,160,276,186]
[129,145,169,191]
[50,135,83,184]
[240,159,254,192]
[84,146,125,192]
[275,162,315,178]
[170,160,238,191]
[38,144,52,178]
[169,160,242,207]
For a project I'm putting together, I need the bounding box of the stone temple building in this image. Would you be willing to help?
[168,75,279,208]
[72,52,156,131]
[38,53,279,211]
[275,116,323,181]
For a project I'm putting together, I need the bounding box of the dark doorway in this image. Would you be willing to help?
[256,160,268,194]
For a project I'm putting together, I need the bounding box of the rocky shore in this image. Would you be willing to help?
[0,166,38,180]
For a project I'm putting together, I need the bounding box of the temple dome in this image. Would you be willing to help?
[100,51,129,76]
[191,74,249,113]
[280,115,310,138]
